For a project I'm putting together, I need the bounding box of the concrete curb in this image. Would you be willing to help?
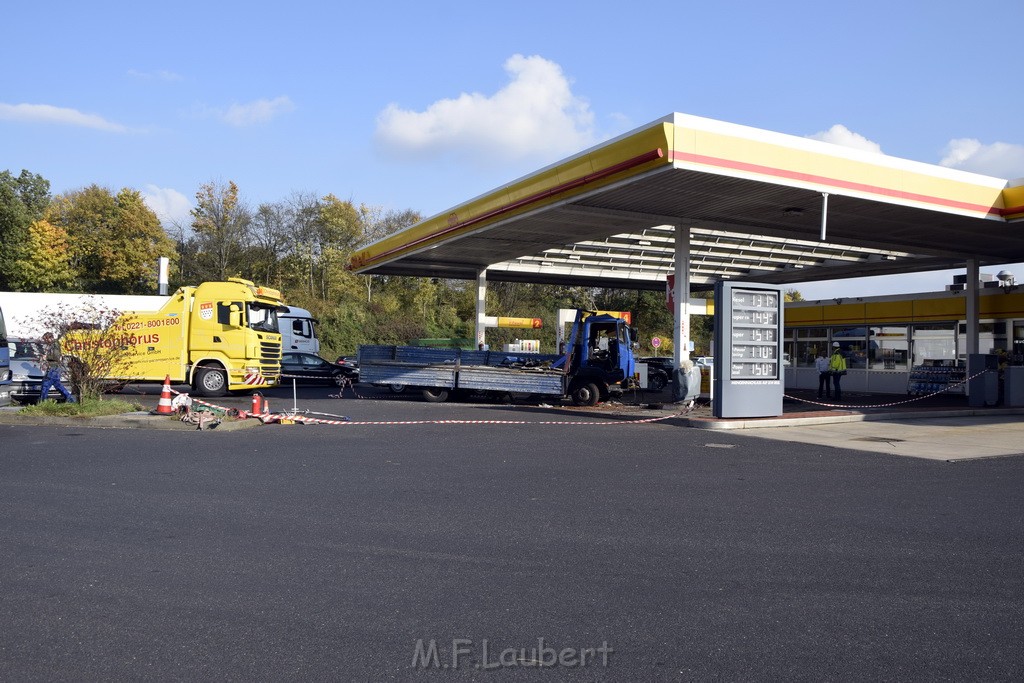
[678,406,1024,430]
[0,409,262,431]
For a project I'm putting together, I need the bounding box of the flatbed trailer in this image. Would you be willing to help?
[359,311,646,405]
[358,346,566,402]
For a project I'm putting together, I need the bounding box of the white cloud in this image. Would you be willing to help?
[221,96,295,126]
[939,138,1024,179]
[142,185,192,228]
[0,102,128,132]
[375,54,596,165]
[807,124,883,154]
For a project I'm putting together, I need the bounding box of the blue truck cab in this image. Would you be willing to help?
[553,311,638,405]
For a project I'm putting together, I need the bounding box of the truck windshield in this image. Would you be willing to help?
[248,304,280,333]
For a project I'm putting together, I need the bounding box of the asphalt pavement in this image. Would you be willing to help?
[3,381,1022,461]
[1,392,1022,681]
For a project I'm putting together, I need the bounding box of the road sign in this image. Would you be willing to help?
[651,336,662,348]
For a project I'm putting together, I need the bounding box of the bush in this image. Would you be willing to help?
[19,397,143,417]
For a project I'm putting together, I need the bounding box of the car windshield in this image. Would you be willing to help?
[11,341,42,359]
[248,304,280,333]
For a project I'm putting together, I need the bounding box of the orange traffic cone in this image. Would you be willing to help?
[155,375,174,415]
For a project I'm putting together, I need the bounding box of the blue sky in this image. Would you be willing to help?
[4,0,1024,300]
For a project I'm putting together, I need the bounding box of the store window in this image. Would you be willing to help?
[831,326,868,369]
[868,326,908,370]
[957,321,1007,355]
[1013,322,1024,366]
[790,327,828,368]
[911,323,956,365]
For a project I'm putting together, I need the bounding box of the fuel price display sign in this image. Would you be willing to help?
[713,282,785,418]
[729,288,781,380]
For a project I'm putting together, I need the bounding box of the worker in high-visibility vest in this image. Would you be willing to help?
[829,342,847,401]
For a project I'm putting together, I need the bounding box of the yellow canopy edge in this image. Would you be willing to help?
[349,123,673,271]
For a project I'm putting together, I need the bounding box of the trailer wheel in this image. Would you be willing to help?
[570,381,600,406]
[194,366,228,397]
[388,383,407,394]
[421,387,450,403]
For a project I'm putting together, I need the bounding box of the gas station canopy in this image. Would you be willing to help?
[350,114,1024,291]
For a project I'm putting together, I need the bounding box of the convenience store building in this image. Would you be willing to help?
[784,286,1024,396]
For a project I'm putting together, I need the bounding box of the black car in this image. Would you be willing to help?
[639,356,674,373]
[280,353,359,386]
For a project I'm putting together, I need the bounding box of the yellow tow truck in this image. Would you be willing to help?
[63,278,285,397]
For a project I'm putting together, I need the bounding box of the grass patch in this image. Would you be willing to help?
[18,397,144,417]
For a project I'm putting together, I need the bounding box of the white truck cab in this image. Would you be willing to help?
[279,306,320,354]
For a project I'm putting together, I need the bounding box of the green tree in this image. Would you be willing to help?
[190,180,250,281]
[248,202,291,286]
[357,206,422,303]
[48,185,176,293]
[0,170,51,289]
[316,194,365,299]
[8,219,76,291]
[109,188,177,292]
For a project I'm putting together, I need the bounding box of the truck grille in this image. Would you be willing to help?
[260,340,281,361]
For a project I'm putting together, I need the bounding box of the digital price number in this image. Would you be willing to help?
[729,288,781,380]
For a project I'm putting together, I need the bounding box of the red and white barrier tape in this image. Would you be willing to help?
[257,407,693,427]
[168,384,696,426]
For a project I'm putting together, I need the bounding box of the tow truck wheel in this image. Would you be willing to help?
[421,387,450,403]
[194,366,227,397]
[570,381,600,406]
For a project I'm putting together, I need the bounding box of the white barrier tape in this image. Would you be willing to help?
[785,368,995,410]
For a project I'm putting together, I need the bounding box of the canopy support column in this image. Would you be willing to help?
[673,226,691,366]
[475,269,488,349]
[966,259,979,358]
[820,192,829,241]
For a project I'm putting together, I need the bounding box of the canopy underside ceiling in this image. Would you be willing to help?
[362,167,1023,291]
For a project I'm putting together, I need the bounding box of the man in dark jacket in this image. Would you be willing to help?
[39,332,77,403]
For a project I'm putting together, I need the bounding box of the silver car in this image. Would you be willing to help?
[7,338,63,404]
